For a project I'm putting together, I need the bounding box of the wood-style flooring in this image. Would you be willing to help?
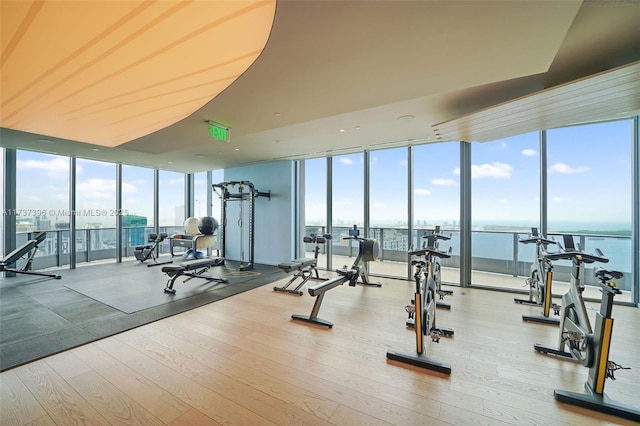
[1,273,639,425]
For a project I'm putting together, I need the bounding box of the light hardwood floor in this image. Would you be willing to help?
[1,273,639,425]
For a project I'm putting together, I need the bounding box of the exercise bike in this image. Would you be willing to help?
[514,227,560,324]
[421,226,454,310]
[533,235,639,421]
[386,234,453,374]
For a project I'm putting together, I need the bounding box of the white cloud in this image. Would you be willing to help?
[522,149,537,156]
[457,162,513,179]
[414,188,431,196]
[549,162,589,174]
[430,178,457,186]
[474,162,513,179]
[77,178,116,200]
[340,157,354,165]
[372,202,386,209]
[122,182,137,193]
[17,157,69,178]
[552,196,573,202]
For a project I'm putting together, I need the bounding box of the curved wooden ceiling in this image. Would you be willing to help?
[0,0,276,147]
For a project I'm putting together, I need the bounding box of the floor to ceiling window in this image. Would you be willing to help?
[1,147,4,256]
[15,150,69,269]
[121,165,154,257]
[158,170,185,236]
[304,158,328,267]
[75,159,116,263]
[547,119,633,303]
[470,132,540,289]
[332,153,363,270]
[368,147,408,277]
[414,142,461,285]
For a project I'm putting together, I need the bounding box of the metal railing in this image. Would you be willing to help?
[304,226,633,291]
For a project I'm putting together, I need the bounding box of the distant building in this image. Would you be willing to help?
[123,215,148,246]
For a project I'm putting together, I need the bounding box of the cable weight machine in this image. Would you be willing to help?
[213,181,270,271]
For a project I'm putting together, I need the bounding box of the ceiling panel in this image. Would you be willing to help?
[432,61,640,143]
[0,0,275,147]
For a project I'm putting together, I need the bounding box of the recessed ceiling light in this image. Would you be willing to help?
[92,148,99,152]
[339,129,345,132]
[274,112,281,116]
[355,126,361,130]
[397,115,415,123]
[275,140,282,144]
[195,154,205,158]
[167,161,172,164]
[36,138,54,144]
[235,148,239,151]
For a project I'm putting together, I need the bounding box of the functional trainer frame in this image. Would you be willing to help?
[213,181,270,271]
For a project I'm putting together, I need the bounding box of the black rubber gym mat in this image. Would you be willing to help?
[0,260,285,371]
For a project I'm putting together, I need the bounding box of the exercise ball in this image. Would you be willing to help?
[198,216,218,235]
[184,217,200,235]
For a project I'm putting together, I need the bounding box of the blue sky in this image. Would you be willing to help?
[305,119,633,230]
[5,118,634,232]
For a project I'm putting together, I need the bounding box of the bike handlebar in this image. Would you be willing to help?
[409,248,451,259]
[519,236,556,246]
[541,245,609,264]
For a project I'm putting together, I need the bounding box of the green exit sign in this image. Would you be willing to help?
[208,122,230,142]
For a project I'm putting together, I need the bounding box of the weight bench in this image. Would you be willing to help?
[275,257,320,295]
[274,233,331,295]
[291,268,359,328]
[1,232,61,279]
[134,232,172,267]
[162,258,226,294]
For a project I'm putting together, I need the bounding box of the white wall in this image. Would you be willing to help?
[221,161,294,266]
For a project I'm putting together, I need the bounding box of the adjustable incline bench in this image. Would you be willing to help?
[1,232,61,279]
[162,258,226,294]
[275,233,331,295]
[134,232,172,267]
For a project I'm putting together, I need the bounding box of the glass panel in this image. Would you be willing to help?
[331,153,363,270]
[414,142,461,285]
[368,147,407,277]
[470,132,539,289]
[16,150,69,269]
[158,170,185,227]
[194,172,207,218]
[304,158,328,266]
[0,147,4,256]
[76,159,116,263]
[121,165,154,258]
[547,120,633,302]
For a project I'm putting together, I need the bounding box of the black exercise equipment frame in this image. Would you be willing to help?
[213,181,270,271]
[533,236,639,421]
[274,233,331,295]
[1,231,61,279]
[162,258,227,294]
[134,232,172,267]
[514,227,560,324]
[386,235,453,374]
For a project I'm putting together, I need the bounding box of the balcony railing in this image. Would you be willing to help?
[11,226,632,294]
[14,226,186,270]
[304,226,633,292]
